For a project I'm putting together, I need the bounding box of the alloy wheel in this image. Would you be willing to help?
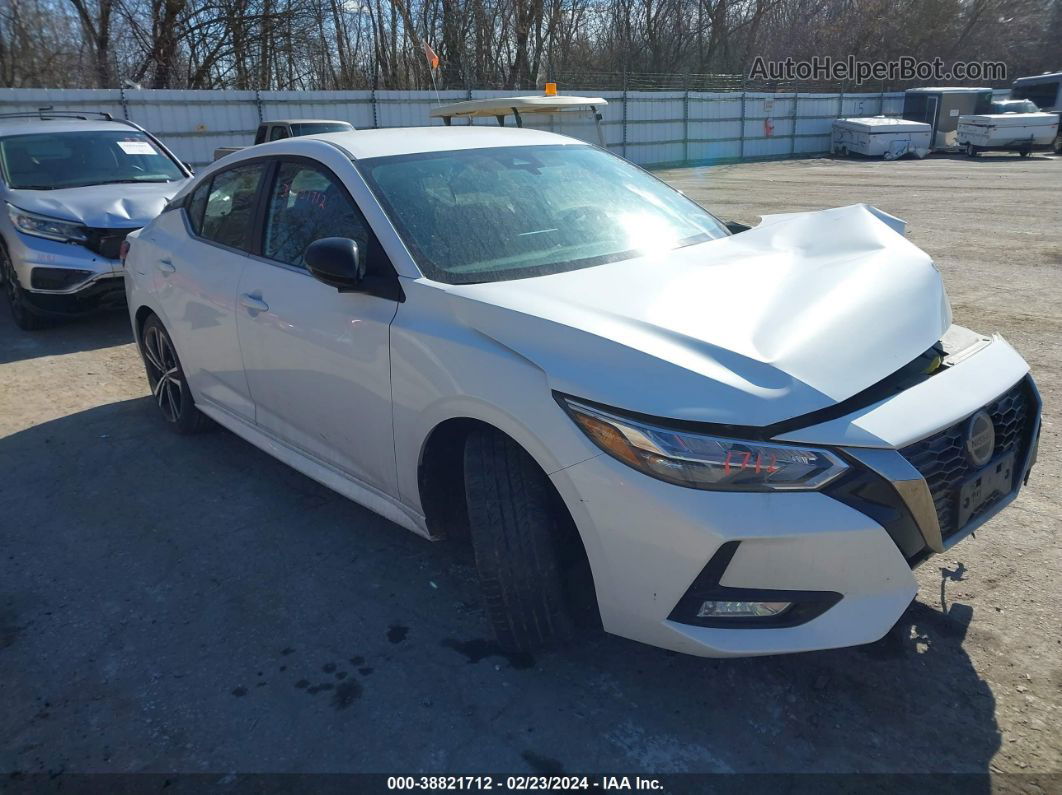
[142,325,183,423]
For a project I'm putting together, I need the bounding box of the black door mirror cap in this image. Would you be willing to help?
[305,237,366,291]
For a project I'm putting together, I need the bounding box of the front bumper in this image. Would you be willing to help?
[550,335,1039,657]
[5,230,130,315]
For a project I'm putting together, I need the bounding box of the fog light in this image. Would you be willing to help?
[697,600,791,619]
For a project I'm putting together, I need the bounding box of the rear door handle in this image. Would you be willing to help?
[239,293,269,314]
[157,258,176,274]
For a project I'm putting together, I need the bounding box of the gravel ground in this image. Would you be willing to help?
[1,152,1059,780]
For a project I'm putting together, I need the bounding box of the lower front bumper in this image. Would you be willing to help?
[23,273,127,316]
[550,453,920,657]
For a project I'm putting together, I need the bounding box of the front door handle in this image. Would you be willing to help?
[239,293,269,314]
[157,258,176,274]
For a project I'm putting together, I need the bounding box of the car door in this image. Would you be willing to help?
[235,157,401,496]
[154,162,267,422]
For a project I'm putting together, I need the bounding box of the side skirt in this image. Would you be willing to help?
[196,399,432,540]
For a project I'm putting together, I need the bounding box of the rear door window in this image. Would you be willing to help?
[199,163,266,251]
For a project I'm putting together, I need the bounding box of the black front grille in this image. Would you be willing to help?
[83,227,138,260]
[900,379,1035,540]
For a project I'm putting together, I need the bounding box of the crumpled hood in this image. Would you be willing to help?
[7,180,187,228]
[446,204,952,427]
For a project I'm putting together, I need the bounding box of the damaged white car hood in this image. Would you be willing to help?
[447,204,952,427]
[7,181,187,229]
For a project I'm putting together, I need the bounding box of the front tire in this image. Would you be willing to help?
[463,429,572,652]
[139,315,211,434]
[965,142,978,158]
[1,243,51,331]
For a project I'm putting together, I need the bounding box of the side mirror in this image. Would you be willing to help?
[305,237,366,291]
[183,162,195,174]
[724,220,751,235]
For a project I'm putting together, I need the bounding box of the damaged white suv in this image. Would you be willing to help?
[123,127,1040,657]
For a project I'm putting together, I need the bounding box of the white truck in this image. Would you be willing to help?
[956,112,1059,157]
[213,119,354,161]
[831,117,931,160]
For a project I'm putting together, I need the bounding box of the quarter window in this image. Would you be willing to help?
[199,163,266,251]
[185,181,209,235]
[263,161,370,269]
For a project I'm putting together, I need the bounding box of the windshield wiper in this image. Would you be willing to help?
[11,185,56,190]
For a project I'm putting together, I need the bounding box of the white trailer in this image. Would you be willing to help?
[831,117,931,160]
[956,112,1060,157]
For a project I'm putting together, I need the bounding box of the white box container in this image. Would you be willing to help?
[831,117,932,160]
[956,112,1059,155]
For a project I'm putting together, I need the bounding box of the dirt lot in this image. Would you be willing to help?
[1,152,1059,780]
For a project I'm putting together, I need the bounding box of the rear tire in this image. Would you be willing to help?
[463,429,572,652]
[139,315,212,434]
[1,243,51,331]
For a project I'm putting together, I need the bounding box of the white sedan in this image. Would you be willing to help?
[123,127,1040,657]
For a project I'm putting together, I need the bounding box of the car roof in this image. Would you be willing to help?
[275,126,580,160]
[0,118,138,136]
[264,119,354,125]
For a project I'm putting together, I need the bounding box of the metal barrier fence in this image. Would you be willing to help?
[0,86,914,168]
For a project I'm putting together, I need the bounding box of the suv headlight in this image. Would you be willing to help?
[6,203,87,243]
[559,396,848,491]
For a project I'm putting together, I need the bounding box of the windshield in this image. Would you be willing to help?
[992,99,1039,113]
[359,144,728,283]
[291,122,353,136]
[0,130,184,190]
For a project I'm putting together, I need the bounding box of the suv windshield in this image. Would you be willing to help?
[0,130,184,190]
[359,144,728,283]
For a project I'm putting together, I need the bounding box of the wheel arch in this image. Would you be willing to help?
[416,415,600,626]
[133,304,158,344]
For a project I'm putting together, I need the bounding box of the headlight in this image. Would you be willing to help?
[6,203,87,243]
[559,396,848,491]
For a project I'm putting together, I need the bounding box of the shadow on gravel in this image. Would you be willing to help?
[0,303,132,365]
[0,397,1001,778]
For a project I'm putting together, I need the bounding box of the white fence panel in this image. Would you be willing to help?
[0,86,949,168]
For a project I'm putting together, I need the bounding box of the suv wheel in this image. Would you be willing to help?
[1,244,50,330]
[140,315,211,434]
[463,429,572,652]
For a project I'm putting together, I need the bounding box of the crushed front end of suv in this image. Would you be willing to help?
[0,111,190,329]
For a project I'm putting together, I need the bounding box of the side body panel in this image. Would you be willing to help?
[235,260,400,496]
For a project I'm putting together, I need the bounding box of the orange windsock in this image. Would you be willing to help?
[422,42,440,70]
